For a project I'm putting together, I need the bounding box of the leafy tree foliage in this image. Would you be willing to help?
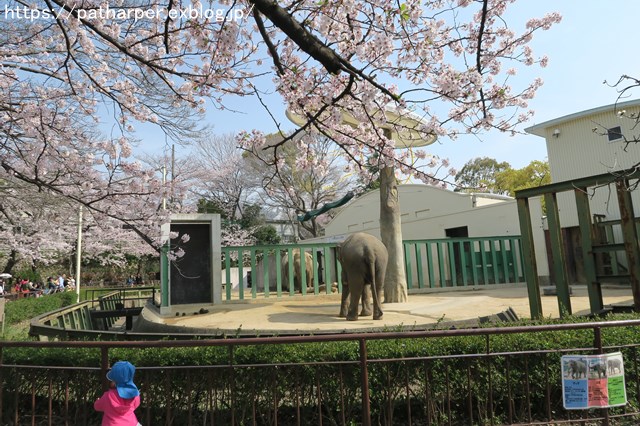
[252,226,281,246]
[196,199,227,218]
[495,160,551,196]
[454,157,511,194]
[455,157,551,196]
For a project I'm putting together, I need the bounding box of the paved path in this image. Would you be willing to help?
[138,285,635,336]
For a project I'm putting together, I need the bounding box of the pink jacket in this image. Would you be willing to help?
[94,388,140,426]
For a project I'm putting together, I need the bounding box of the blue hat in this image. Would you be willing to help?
[106,361,140,399]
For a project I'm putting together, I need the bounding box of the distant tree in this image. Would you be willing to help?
[252,226,281,246]
[196,199,227,218]
[190,134,256,221]
[246,133,354,240]
[454,157,511,194]
[495,160,551,196]
[238,204,265,230]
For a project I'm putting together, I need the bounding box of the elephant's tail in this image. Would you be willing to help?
[368,259,378,298]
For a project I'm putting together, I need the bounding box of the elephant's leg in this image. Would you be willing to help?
[346,280,363,321]
[371,283,383,320]
[359,285,372,316]
[339,282,350,317]
[305,265,313,290]
[372,264,385,320]
[294,275,300,292]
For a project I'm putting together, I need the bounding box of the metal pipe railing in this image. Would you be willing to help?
[3,319,640,424]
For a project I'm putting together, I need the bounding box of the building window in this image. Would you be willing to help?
[607,126,623,142]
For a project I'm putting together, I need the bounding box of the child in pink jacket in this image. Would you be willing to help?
[94,361,141,426]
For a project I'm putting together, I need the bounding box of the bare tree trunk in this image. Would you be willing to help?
[379,166,408,303]
[3,249,18,274]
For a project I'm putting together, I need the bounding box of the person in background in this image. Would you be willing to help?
[94,361,141,426]
[46,277,57,294]
[57,274,66,291]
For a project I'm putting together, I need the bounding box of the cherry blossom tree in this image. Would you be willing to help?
[2,0,560,300]
[189,134,257,221]
[0,174,156,276]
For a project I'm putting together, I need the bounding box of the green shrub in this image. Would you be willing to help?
[4,291,76,325]
[2,313,640,424]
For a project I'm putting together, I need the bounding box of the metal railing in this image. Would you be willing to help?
[4,319,640,425]
[29,288,156,339]
[85,286,158,309]
[222,236,524,300]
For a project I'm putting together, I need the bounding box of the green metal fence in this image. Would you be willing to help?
[404,236,525,289]
[222,242,343,301]
[221,236,524,300]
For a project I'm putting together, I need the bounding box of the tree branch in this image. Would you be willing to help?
[249,0,342,74]
[253,10,286,76]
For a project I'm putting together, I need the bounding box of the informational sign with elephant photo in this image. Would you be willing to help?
[561,352,626,409]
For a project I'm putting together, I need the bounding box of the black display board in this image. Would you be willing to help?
[170,223,212,305]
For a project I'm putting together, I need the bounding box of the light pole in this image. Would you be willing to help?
[75,205,83,303]
[286,106,436,302]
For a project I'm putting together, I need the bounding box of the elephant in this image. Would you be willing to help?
[568,360,587,379]
[590,363,607,379]
[337,233,388,321]
[281,249,314,292]
[607,358,622,375]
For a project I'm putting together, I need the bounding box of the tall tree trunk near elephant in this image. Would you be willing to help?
[379,166,408,303]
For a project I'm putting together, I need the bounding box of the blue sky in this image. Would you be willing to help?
[137,1,640,173]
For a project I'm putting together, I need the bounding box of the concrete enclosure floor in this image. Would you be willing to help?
[137,285,635,336]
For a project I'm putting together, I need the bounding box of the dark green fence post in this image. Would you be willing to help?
[544,192,572,317]
[251,249,258,299]
[224,249,231,301]
[480,240,489,285]
[436,242,446,287]
[426,242,435,288]
[575,188,604,314]
[323,246,332,294]
[470,240,479,285]
[415,243,425,289]
[311,248,320,294]
[447,241,457,287]
[516,197,543,319]
[238,249,244,300]
[299,248,307,296]
[460,240,469,286]
[275,249,283,296]
[616,180,640,310]
[404,242,414,290]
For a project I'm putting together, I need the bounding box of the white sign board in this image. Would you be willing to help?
[561,352,626,409]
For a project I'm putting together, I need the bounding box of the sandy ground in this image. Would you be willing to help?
[138,284,636,335]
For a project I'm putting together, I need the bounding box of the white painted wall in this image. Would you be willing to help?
[222,267,251,290]
[526,100,640,227]
[324,184,521,240]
